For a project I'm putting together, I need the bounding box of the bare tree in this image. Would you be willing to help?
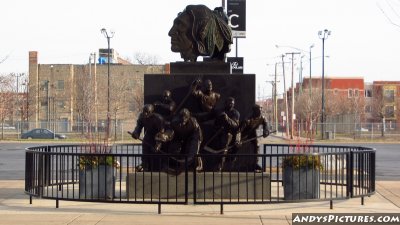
[0,74,14,139]
[295,89,322,139]
[377,0,400,28]
[75,66,96,137]
[0,54,10,65]
[133,52,160,65]
[371,86,386,136]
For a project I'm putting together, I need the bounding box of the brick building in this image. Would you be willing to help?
[368,81,400,129]
[302,77,364,98]
[298,77,365,122]
[28,51,168,132]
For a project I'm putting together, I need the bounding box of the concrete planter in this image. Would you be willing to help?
[283,166,320,200]
[79,165,114,199]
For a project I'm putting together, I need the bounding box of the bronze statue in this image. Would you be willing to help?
[239,104,270,171]
[168,108,203,171]
[191,79,221,113]
[130,104,165,171]
[154,90,176,118]
[213,97,241,171]
[168,5,232,62]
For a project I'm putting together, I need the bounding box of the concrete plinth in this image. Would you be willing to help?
[127,172,270,200]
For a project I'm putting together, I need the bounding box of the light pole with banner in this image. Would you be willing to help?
[318,29,331,140]
[227,0,246,58]
[101,28,114,139]
[227,57,243,74]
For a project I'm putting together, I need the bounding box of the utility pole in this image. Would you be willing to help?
[46,80,50,128]
[281,55,289,138]
[268,64,280,132]
[299,55,305,94]
[92,53,98,134]
[266,80,275,125]
[88,54,93,135]
[309,44,314,98]
[309,44,314,139]
[274,63,278,132]
[286,52,300,139]
[12,73,24,136]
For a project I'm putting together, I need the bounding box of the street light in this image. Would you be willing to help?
[318,29,331,140]
[101,28,114,139]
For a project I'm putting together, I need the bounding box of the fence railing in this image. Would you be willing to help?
[25,144,375,213]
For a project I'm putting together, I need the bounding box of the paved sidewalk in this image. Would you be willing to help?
[0,180,399,225]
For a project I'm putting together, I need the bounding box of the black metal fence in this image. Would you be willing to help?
[25,144,375,213]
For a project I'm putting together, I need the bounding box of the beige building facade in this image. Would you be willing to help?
[28,51,168,132]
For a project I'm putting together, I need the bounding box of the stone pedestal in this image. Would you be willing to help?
[127,172,270,200]
[170,62,231,74]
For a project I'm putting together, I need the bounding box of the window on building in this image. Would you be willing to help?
[384,89,395,103]
[57,80,64,90]
[127,80,135,91]
[354,89,359,98]
[128,101,136,112]
[348,89,353,98]
[365,89,372,98]
[365,105,372,113]
[41,80,49,91]
[57,101,65,109]
[385,105,395,118]
[334,89,339,95]
[40,100,48,107]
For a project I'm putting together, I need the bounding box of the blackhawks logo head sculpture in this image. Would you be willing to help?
[168,5,233,62]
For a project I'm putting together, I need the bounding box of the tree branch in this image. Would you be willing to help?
[377,2,400,28]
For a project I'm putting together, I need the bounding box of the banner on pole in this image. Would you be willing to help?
[227,0,246,38]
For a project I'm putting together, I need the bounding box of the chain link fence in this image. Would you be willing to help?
[270,121,399,141]
[1,121,399,141]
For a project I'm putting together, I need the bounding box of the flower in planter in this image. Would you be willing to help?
[79,155,120,170]
[78,144,120,170]
[281,144,324,170]
[282,154,323,170]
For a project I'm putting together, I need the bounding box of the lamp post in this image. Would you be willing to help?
[101,28,114,139]
[318,29,331,140]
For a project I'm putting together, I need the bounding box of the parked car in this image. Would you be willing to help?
[21,128,67,139]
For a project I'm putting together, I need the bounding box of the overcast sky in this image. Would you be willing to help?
[1,0,400,98]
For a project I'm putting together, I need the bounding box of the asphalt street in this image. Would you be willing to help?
[0,141,398,181]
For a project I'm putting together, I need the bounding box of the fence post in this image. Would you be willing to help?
[121,123,124,142]
[184,156,188,204]
[370,151,376,193]
[371,125,373,140]
[347,151,354,198]
[334,124,336,139]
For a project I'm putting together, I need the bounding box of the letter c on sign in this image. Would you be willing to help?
[229,14,239,28]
